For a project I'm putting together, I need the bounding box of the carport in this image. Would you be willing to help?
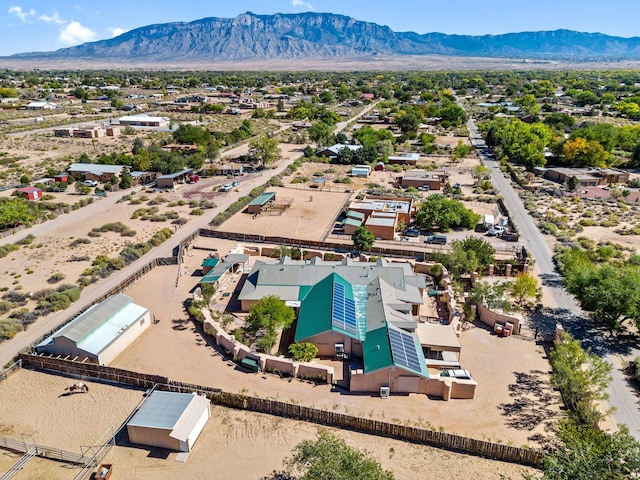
[417,323,461,368]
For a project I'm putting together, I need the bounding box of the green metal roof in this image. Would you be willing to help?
[249,191,276,207]
[342,218,362,227]
[295,274,334,342]
[201,257,220,268]
[362,327,394,374]
[346,210,365,220]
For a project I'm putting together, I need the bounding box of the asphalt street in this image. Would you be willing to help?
[466,115,640,439]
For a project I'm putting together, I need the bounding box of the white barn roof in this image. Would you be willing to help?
[67,163,123,175]
[38,294,148,357]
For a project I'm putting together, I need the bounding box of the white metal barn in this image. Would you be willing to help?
[36,294,151,365]
[127,391,211,452]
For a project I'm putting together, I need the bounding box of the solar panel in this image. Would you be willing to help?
[388,329,424,373]
[332,283,358,336]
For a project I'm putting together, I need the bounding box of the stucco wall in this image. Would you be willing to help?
[476,303,522,334]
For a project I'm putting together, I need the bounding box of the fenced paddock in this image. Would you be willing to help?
[18,354,542,468]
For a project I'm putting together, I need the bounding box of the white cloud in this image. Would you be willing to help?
[8,6,35,22]
[110,27,125,37]
[39,12,65,25]
[59,21,96,45]
[291,0,314,10]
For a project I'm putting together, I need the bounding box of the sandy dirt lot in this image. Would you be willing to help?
[216,185,351,240]
[101,406,539,480]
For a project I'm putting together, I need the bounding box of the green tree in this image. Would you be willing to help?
[352,226,375,251]
[245,295,295,351]
[452,140,473,161]
[249,134,281,167]
[509,272,539,306]
[549,332,612,426]
[288,342,318,362]
[395,110,421,134]
[308,122,334,147]
[173,123,212,146]
[283,431,394,480]
[516,93,540,115]
[0,199,36,229]
[567,175,580,192]
[416,195,481,232]
[119,167,132,189]
[542,420,640,480]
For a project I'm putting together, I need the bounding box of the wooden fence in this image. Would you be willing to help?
[19,354,542,468]
[199,228,528,269]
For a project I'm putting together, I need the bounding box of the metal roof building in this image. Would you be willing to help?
[127,391,211,452]
[36,294,151,365]
[239,257,429,382]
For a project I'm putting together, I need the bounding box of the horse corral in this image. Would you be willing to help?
[218,186,350,240]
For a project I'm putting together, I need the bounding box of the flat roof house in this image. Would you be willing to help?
[36,294,151,365]
[401,170,448,190]
[349,196,414,227]
[127,391,210,452]
[316,144,362,159]
[117,114,170,128]
[388,153,420,165]
[67,163,123,183]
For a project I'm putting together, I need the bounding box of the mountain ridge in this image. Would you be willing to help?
[10,12,640,62]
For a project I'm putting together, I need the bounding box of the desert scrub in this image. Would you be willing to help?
[69,238,91,247]
[190,208,203,216]
[148,195,168,205]
[47,272,66,283]
[91,222,136,237]
[0,244,19,259]
[16,234,35,245]
[132,206,159,220]
[0,319,23,340]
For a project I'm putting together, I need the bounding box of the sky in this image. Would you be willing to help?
[2,0,640,56]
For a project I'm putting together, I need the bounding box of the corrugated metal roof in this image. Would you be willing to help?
[169,394,210,442]
[77,302,148,356]
[128,391,197,430]
[157,168,193,179]
[55,294,132,343]
[249,192,276,206]
[67,163,123,174]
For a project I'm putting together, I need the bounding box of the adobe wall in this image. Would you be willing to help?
[476,303,522,334]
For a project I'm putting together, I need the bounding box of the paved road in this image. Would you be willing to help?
[465,114,640,439]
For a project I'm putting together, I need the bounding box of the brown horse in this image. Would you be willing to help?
[65,382,89,394]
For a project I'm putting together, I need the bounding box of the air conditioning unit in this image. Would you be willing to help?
[380,386,390,399]
[335,343,345,353]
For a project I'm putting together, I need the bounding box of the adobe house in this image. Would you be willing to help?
[237,257,476,399]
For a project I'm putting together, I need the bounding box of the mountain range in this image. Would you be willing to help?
[10,12,640,62]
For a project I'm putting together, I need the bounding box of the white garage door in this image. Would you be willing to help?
[397,376,420,393]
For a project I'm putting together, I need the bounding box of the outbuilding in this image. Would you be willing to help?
[36,294,151,365]
[127,391,211,452]
[17,186,42,201]
[247,191,276,215]
[156,169,194,189]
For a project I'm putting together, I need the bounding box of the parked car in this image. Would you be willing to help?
[424,234,447,245]
[82,180,98,187]
[231,181,240,187]
[418,185,430,191]
[487,226,505,236]
[403,227,421,237]
[500,231,520,242]
[219,184,233,192]
[440,369,472,380]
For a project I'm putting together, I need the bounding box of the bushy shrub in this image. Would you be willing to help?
[0,319,23,340]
